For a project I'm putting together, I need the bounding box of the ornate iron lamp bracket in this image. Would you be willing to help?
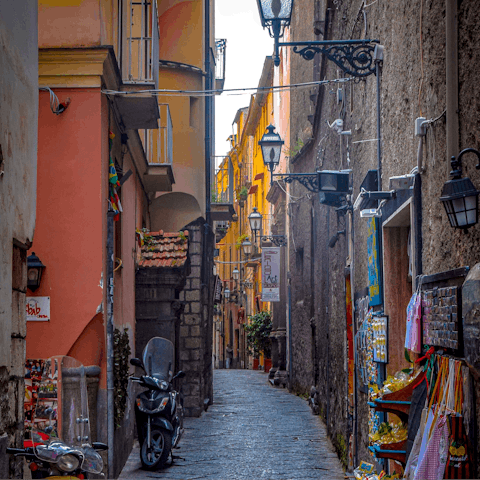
[260,235,288,247]
[272,173,319,192]
[279,39,380,77]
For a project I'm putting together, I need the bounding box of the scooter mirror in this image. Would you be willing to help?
[130,358,144,369]
[173,371,186,380]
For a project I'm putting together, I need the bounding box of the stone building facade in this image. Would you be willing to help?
[0,2,38,477]
[285,0,480,471]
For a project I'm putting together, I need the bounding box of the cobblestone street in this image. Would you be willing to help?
[119,370,345,479]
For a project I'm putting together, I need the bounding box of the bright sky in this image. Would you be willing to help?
[214,1,272,161]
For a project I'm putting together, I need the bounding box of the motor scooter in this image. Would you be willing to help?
[7,356,107,479]
[130,337,185,470]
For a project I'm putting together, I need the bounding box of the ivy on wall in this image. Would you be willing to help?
[113,327,131,429]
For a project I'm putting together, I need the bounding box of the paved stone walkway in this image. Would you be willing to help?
[118,370,345,479]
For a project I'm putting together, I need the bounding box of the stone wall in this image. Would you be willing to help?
[179,219,214,417]
[287,0,480,470]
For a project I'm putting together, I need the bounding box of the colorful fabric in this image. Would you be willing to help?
[108,131,122,220]
[414,415,449,480]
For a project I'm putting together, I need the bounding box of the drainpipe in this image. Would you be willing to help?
[106,211,115,478]
[203,0,212,286]
[445,0,459,169]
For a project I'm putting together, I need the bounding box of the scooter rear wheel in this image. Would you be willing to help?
[140,428,172,470]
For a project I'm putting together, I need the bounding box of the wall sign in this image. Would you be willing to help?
[261,247,280,302]
[367,217,382,306]
[26,297,50,321]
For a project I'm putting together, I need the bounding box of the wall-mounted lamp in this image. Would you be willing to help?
[27,252,46,292]
[248,207,263,240]
[440,148,480,230]
[232,267,240,281]
[242,238,253,256]
[224,287,230,300]
[256,0,380,76]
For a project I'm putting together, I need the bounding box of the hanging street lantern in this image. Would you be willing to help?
[242,238,253,256]
[27,252,46,292]
[256,0,293,38]
[232,267,240,281]
[259,125,284,175]
[224,287,230,300]
[248,207,263,240]
[440,148,480,231]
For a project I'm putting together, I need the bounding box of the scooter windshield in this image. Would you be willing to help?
[142,337,174,382]
[32,356,91,448]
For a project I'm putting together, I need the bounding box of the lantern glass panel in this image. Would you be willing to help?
[224,288,230,299]
[261,144,282,168]
[320,173,337,191]
[258,0,293,20]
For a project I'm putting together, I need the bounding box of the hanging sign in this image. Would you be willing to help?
[213,275,222,304]
[261,247,280,302]
[367,217,382,306]
[26,297,50,321]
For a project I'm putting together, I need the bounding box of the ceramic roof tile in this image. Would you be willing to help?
[138,230,189,269]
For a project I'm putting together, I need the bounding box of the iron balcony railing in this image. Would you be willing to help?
[120,0,159,87]
[142,104,173,165]
[212,157,234,204]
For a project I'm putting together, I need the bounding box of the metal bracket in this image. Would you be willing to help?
[278,39,380,77]
[272,173,319,192]
[260,235,288,247]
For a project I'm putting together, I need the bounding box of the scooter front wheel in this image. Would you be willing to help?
[140,428,172,470]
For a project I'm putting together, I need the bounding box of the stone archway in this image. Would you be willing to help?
[150,192,202,232]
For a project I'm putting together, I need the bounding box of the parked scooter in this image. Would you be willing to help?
[7,356,106,479]
[130,337,185,470]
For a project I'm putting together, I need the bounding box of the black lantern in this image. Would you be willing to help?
[242,238,253,256]
[248,207,263,239]
[317,170,350,194]
[232,267,240,281]
[27,252,46,292]
[440,148,480,230]
[256,0,293,36]
[259,125,284,174]
[224,287,230,300]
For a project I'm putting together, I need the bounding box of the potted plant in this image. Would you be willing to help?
[245,311,272,371]
[238,186,248,201]
[235,233,248,250]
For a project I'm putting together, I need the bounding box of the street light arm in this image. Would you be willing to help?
[272,173,319,191]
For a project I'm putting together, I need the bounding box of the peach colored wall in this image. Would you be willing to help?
[27,88,104,361]
[158,1,203,68]
[38,0,105,48]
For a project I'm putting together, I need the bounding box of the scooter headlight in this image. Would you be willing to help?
[57,454,80,472]
[152,397,169,413]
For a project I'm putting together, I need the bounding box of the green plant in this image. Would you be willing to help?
[283,138,305,159]
[113,327,131,428]
[179,230,187,243]
[235,233,248,250]
[238,186,248,198]
[245,311,272,358]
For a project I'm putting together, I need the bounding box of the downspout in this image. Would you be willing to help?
[106,211,115,478]
[326,206,331,434]
[350,209,358,467]
[445,0,459,169]
[204,0,212,286]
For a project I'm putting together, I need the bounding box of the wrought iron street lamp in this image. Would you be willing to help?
[224,287,230,300]
[232,267,240,281]
[256,0,380,75]
[248,207,263,240]
[27,252,46,292]
[242,238,253,256]
[259,125,351,208]
[440,148,480,230]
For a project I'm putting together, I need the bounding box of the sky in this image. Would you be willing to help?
[214,1,272,161]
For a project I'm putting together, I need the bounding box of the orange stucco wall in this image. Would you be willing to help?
[27,88,105,361]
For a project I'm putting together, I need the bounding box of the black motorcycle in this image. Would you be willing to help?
[130,337,185,470]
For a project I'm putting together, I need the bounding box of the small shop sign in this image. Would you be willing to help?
[261,247,280,302]
[26,297,50,321]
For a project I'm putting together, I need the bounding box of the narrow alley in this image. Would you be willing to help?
[119,370,345,480]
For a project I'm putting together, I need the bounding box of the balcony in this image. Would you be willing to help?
[142,104,175,192]
[215,39,226,93]
[115,0,160,130]
[211,157,235,221]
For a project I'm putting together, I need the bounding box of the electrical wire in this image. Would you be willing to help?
[39,87,68,115]
[102,77,354,98]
